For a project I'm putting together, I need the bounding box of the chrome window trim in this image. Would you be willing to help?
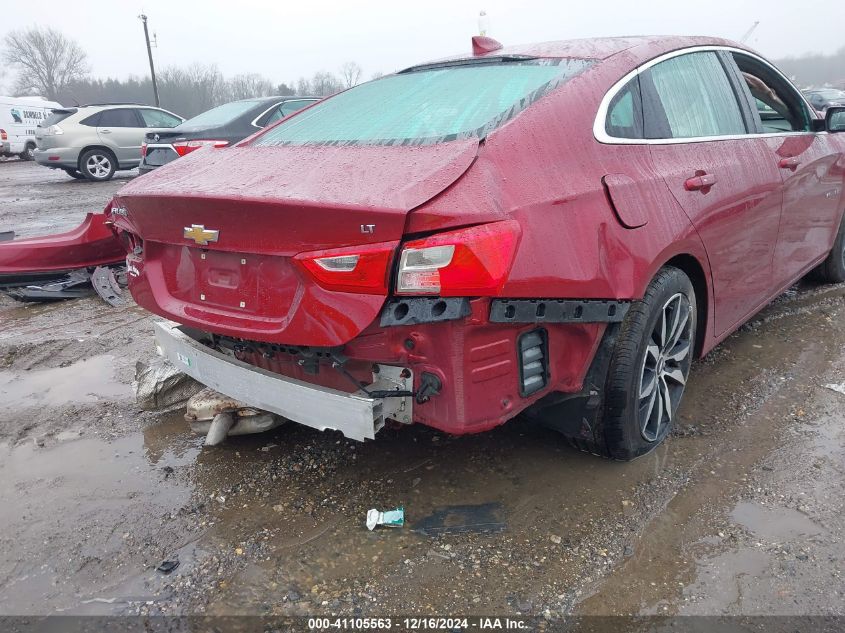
[251,101,286,129]
[593,45,820,145]
[250,99,319,128]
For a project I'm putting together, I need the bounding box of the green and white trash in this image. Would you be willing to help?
[366,507,405,530]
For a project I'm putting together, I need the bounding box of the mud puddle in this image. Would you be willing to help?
[577,283,845,616]
[0,354,130,409]
[0,414,200,614]
[730,501,824,541]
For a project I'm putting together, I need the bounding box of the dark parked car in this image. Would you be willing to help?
[139,96,317,174]
[803,89,845,114]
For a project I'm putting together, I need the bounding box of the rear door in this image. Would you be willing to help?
[97,108,146,165]
[641,50,784,336]
[727,52,845,288]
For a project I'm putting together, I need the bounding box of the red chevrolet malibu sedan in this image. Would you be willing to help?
[110,36,845,460]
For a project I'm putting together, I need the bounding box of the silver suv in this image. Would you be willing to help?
[34,103,183,181]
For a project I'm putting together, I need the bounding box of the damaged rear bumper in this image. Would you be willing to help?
[153,320,412,441]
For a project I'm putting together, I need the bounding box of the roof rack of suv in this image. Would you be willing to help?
[80,102,151,107]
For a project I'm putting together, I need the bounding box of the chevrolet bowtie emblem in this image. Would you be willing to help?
[183,224,219,246]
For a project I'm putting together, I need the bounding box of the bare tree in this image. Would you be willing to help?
[225,73,274,101]
[775,46,845,89]
[2,26,89,99]
[370,71,385,81]
[158,63,226,117]
[311,71,342,97]
[339,61,363,89]
[296,77,313,96]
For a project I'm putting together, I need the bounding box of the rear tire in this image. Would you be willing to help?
[598,267,697,460]
[62,168,86,180]
[19,143,35,161]
[79,149,116,181]
[812,215,845,283]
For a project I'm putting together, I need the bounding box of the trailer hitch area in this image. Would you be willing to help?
[415,372,442,404]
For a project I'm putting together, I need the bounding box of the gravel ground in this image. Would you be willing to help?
[0,159,843,622]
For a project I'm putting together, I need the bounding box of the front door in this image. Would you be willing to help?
[727,51,844,287]
[640,51,784,336]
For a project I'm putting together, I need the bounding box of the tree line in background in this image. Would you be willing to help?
[3,26,845,119]
[774,47,845,89]
[1,26,371,118]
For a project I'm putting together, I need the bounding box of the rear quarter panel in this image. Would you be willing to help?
[409,54,712,320]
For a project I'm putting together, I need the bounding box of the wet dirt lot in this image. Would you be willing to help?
[1,159,843,620]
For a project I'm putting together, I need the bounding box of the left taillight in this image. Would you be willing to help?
[294,241,399,294]
[395,220,520,296]
[140,142,147,158]
[172,139,229,157]
[0,129,7,141]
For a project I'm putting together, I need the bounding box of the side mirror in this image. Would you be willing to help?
[826,107,845,133]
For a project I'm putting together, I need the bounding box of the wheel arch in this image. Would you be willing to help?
[661,253,709,358]
[77,145,117,171]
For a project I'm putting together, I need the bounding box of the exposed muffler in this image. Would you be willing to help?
[185,387,285,446]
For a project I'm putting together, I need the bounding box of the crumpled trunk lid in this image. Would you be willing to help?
[113,140,478,346]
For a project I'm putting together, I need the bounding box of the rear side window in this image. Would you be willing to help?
[139,109,182,128]
[642,52,746,139]
[80,112,100,126]
[42,109,76,127]
[254,59,594,146]
[98,109,141,128]
[605,77,643,139]
[261,99,317,126]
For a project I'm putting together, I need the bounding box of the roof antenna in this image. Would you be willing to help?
[472,9,501,56]
[472,35,503,56]
[478,10,489,36]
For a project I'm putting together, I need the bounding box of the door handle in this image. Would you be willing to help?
[100,129,111,134]
[684,173,717,191]
[778,156,801,170]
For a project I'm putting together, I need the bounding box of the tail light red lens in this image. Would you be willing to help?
[396,220,521,296]
[140,142,147,158]
[172,140,229,157]
[294,241,399,294]
[0,129,7,141]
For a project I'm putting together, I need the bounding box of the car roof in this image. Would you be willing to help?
[407,35,747,70]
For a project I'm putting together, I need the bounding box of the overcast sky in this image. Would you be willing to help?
[2,0,843,88]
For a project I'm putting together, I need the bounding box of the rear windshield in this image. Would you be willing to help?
[253,59,593,147]
[182,100,262,127]
[41,109,76,127]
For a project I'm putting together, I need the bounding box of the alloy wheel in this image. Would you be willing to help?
[86,154,112,179]
[637,292,693,442]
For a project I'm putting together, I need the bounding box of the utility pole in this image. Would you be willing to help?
[139,14,160,107]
